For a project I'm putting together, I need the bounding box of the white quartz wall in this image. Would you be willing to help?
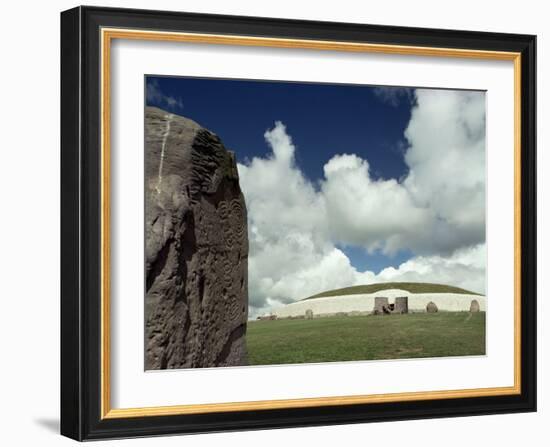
[272,289,486,318]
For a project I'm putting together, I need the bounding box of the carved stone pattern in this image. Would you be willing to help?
[144,107,248,370]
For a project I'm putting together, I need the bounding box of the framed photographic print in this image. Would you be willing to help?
[60,6,536,441]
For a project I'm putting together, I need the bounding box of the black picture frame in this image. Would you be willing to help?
[61,5,536,441]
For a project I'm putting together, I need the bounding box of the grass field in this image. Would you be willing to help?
[246,312,485,365]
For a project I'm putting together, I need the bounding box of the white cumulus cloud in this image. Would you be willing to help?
[237,89,486,317]
[403,89,486,253]
[322,153,431,254]
[370,243,486,295]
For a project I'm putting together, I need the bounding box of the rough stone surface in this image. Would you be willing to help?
[305,309,314,320]
[144,106,248,370]
[394,297,409,314]
[373,296,409,315]
[470,299,480,313]
[373,297,389,315]
[426,301,438,313]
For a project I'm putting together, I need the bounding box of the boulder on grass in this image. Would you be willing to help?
[373,297,389,315]
[426,302,438,313]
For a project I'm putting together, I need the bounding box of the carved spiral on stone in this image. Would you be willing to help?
[222,257,233,289]
[225,294,242,323]
[217,200,235,249]
[217,200,229,220]
[230,199,245,244]
[224,224,235,249]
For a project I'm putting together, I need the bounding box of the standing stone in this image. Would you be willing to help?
[144,106,248,370]
[394,297,409,314]
[470,299,480,313]
[305,309,314,320]
[426,301,438,313]
[373,297,389,315]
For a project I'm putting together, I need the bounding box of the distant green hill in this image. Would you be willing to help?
[302,282,482,301]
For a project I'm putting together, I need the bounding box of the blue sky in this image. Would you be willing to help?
[146,76,416,273]
[146,76,486,312]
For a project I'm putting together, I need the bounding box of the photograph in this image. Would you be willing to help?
[57,5,537,441]
[144,76,487,370]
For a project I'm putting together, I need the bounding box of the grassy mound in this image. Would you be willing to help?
[247,312,485,365]
[303,282,481,301]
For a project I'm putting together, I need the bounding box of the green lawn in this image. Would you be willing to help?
[246,312,485,365]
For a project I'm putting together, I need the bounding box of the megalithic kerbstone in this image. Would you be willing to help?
[426,301,438,313]
[144,106,248,370]
[395,296,409,314]
[373,297,389,315]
